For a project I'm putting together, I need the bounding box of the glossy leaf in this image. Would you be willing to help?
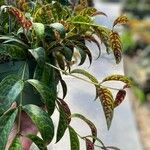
[0,75,24,115]
[0,44,27,59]
[9,137,22,150]
[49,23,66,39]
[114,90,126,108]
[27,79,56,116]
[109,31,122,64]
[29,47,45,66]
[56,100,70,142]
[113,16,128,28]
[98,87,114,130]
[102,75,132,87]
[71,113,97,143]
[86,138,94,150]
[27,134,48,150]
[69,126,80,150]
[0,109,18,150]
[23,104,54,144]
[33,23,45,38]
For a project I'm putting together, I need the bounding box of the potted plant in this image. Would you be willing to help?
[0,0,131,149]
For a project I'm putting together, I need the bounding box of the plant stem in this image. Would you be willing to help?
[46,63,121,91]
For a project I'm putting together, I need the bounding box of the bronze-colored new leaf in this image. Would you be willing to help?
[109,31,122,64]
[114,90,126,108]
[113,16,128,28]
[102,75,132,87]
[98,87,114,130]
[86,139,94,150]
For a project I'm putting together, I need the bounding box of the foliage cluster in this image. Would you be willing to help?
[0,0,131,149]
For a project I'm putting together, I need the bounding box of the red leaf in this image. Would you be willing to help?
[86,139,94,150]
[114,90,126,108]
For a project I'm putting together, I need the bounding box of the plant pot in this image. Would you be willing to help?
[0,61,44,106]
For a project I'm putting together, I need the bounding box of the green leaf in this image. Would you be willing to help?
[102,75,132,87]
[62,46,73,61]
[23,104,54,144]
[0,109,18,150]
[68,126,80,150]
[75,46,86,66]
[49,23,66,38]
[0,44,26,59]
[27,134,48,150]
[0,75,24,115]
[29,47,45,66]
[71,113,97,143]
[98,87,114,130]
[27,79,56,116]
[33,23,45,39]
[71,69,98,84]
[56,101,69,143]
[9,137,22,150]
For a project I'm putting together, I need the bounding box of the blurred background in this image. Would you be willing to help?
[93,0,150,149]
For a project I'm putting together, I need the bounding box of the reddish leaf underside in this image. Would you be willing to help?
[86,138,94,150]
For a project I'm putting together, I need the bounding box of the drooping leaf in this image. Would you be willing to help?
[9,137,22,150]
[71,113,97,143]
[33,23,45,39]
[56,99,71,142]
[113,16,128,28]
[27,134,48,150]
[102,75,132,87]
[75,46,87,65]
[98,87,114,130]
[109,31,122,64]
[60,79,67,99]
[0,75,24,115]
[91,11,107,17]
[0,109,18,150]
[23,104,54,144]
[68,126,80,150]
[0,44,27,59]
[28,47,45,66]
[114,90,126,108]
[27,79,56,116]
[62,46,73,61]
[94,26,112,54]
[86,138,94,150]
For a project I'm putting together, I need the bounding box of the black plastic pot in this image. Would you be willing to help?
[0,61,44,106]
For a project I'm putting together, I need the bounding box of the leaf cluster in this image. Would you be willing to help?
[0,0,130,149]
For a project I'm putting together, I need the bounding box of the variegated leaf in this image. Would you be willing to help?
[80,0,88,7]
[102,75,132,87]
[71,113,97,143]
[113,16,128,28]
[114,90,126,108]
[98,87,114,130]
[86,139,94,150]
[109,31,122,64]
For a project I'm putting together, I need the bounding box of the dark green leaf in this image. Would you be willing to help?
[29,47,45,66]
[56,101,68,143]
[0,44,26,59]
[27,79,56,116]
[56,53,65,70]
[71,113,97,143]
[62,46,73,61]
[9,137,22,150]
[68,126,80,150]
[0,75,24,115]
[0,109,18,150]
[75,46,86,65]
[27,134,48,150]
[60,79,67,99]
[23,104,54,144]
